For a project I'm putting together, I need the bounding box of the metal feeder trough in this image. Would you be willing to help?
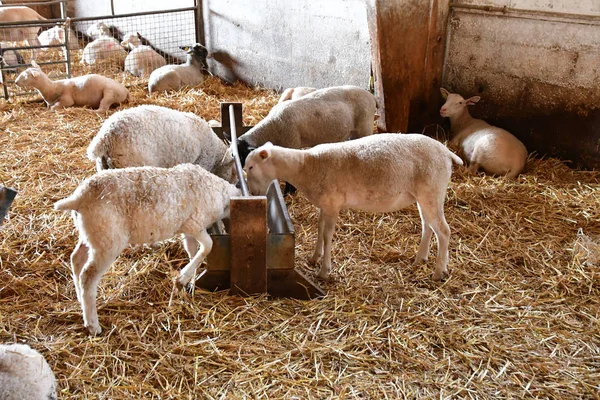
[0,185,17,225]
[197,103,324,300]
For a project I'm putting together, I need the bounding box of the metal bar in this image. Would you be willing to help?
[68,7,197,23]
[229,105,249,197]
[63,20,71,78]
[4,43,67,51]
[0,19,67,27]
[450,3,600,26]
[194,0,205,46]
[0,0,65,7]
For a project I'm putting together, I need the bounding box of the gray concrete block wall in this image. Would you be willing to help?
[202,0,372,90]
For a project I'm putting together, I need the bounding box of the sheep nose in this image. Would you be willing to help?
[440,107,447,112]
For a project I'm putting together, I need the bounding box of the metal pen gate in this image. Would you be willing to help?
[0,0,203,100]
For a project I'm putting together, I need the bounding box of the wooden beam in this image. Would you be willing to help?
[229,196,268,296]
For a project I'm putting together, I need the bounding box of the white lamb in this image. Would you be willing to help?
[0,343,57,400]
[440,88,528,178]
[38,24,80,51]
[87,104,235,183]
[81,22,126,66]
[54,164,241,335]
[15,60,129,111]
[0,6,45,59]
[278,86,317,103]
[236,85,377,165]
[148,43,208,93]
[244,134,463,281]
[121,32,166,77]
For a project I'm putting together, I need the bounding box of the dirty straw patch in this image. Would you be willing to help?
[1,77,599,399]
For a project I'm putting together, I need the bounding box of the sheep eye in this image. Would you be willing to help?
[249,166,253,170]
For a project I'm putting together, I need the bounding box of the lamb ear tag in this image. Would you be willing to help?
[259,149,269,160]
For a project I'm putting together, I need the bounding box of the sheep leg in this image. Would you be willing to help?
[70,239,89,303]
[97,91,119,111]
[27,35,41,60]
[309,209,326,265]
[317,211,338,279]
[79,248,121,335]
[414,202,434,265]
[416,198,450,281]
[177,229,212,288]
[182,234,199,258]
[467,162,480,175]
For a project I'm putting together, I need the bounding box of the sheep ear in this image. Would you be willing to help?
[264,141,273,147]
[259,149,270,160]
[466,96,480,105]
[440,88,449,99]
[31,70,39,77]
[31,60,40,69]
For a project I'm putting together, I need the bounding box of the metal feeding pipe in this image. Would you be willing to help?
[228,104,250,197]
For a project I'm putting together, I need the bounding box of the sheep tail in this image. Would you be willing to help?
[449,151,463,166]
[54,194,82,212]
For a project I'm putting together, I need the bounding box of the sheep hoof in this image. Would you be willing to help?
[85,324,102,336]
[432,270,449,282]
[412,257,427,266]
[309,255,322,266]
[316,267,330,280]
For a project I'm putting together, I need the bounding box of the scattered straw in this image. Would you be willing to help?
[1,53,599,398]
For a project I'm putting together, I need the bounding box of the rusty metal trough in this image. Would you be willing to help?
[197,103,324,300]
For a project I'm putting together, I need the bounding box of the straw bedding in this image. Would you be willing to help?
[0,54,599,399]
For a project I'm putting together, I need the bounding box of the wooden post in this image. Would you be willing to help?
[367,0,450,133]
[229,196,268,296]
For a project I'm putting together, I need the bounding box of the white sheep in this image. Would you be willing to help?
[121,32,166,77]
[54,164,241,335]
[278,86,317,103]
[87,104,235,183]
[440,88,528,178]
[148,43,208,93]
[0,343,57,400]
[81,22,126,66]
[244,134,463,281]
[236,85,377,165]
[15,60,129,111]
[0,6,45,59]
[38,25,80,51]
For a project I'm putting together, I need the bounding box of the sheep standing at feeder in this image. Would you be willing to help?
[81,22,126,66]
[15,60,129,111]
[148,43,208,93]
[278,86,317,103]
[440,88,528,178]
[236,85,377,165]
[121,32,166,77]
[0,6,45,59]
[244,134,463,281]
[0,343,57,400]
[87,104,235,182]
[54,164,241,335]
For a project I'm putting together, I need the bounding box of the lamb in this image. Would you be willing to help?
[236,85,377,166]
[15,60,129,111]
[440,88,528,178]
[278,86,317,103]
[0,6,45,59]
[244,134,463,281]
[81,22,126,66]
[38,24,80,51]
[121,32,166,77]
[54,164,241,335]
[0,343,57,400]
[87,104,235,183]
[148,43,208,93]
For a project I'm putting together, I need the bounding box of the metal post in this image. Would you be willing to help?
[229,104,249,196]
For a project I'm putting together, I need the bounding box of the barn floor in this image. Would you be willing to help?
[0,73,599,399]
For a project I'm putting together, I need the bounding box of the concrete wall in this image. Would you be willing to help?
[202,0,371,89]
[444,0,600,168]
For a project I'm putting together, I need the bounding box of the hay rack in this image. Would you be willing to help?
[200,103,324,300]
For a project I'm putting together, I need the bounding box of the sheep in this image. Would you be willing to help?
[235,85,377,167]
[244,134,463,281]
[15,60,129,111]
[54,164,242,335]
[0,6,45,59]
[148,43,208,93]
[81,22,126,66]
[86,104,235,183]
[440,88,528,178]
[0,343,57,400]
[38,24,80,51]
[0,44,23,74]
[278,86,317,103]
[120,32,166,77]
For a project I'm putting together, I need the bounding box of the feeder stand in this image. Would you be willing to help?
[197,103,325,300]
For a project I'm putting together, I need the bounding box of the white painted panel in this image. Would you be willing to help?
[454,0,600,16]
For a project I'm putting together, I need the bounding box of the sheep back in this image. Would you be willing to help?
[0,343,57,400]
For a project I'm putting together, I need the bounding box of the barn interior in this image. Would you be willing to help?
[0,0,599,398]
